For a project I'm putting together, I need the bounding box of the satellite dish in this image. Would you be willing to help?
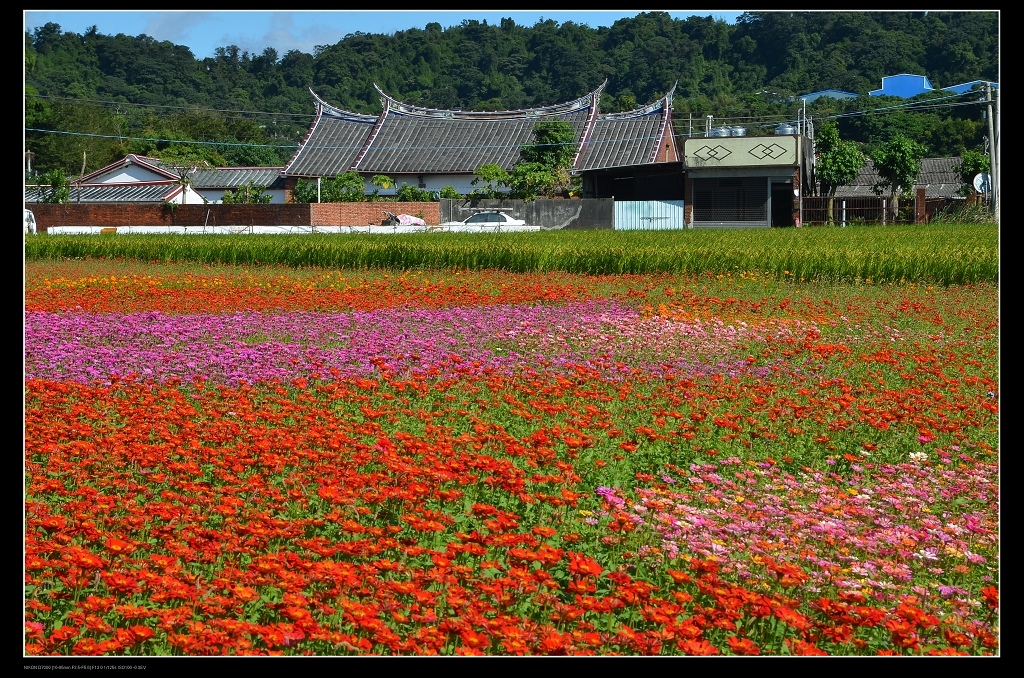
[973,173,992,194]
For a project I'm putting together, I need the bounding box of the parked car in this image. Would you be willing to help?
[439,210,537,231]
[24,208,37,235]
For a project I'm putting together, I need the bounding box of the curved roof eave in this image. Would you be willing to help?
[309,88,380,122]
[600,81,677,120]
[373,80,608,119]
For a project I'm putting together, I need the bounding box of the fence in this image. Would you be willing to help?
[614,200,686,230]
[801,196,913,226]
[801,190,972,226]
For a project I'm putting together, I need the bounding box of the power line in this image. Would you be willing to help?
[26,93,319,121]
[24,92,990,153]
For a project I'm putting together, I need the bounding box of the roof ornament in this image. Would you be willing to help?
[370,80,609,119]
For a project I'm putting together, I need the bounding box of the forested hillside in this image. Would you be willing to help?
[25,11,998,177]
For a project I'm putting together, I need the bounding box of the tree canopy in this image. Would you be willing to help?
[25,12,998,177]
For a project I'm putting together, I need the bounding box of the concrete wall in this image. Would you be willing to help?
[30,200,614,232]
[441,198,614,230]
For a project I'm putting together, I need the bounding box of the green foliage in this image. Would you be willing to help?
[952,149,990,198]
[23,12,999,177]
[518,120,576,169]
[470,164,511,199]
[815,120,866,224]
[929,200,996,225]
[816,121,865,195]
[38,168,71,204]
[368,175,396,202]
[25,225,998,286]
[221,180,272,204]
[292,172,366,203]
[395,183,435,202]
[871,134,926,199]
[438,185,462,200]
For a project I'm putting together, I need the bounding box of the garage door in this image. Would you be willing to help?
[691,177,769,228]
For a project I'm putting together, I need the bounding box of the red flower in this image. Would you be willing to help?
[981,585,998,610]
[727,636,761,655]
[678,638,719,655]
[567,552,604,578]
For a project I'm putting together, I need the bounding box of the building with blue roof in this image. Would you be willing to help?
[797,89,859,103]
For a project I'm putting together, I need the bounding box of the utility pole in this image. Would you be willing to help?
[986,84,998,222]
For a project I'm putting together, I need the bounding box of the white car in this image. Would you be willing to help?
[439,210,537,232]
[24,208,37,235]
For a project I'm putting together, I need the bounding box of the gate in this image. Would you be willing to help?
[614,200,686,230]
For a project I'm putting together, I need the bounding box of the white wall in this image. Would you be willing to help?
[195,188,289,204]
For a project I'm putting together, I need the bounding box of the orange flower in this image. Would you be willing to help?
[981,585,998,610]
[678,638,719,655]
[727,636,761,655]
[567,552,604,578]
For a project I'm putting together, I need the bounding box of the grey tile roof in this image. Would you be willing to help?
[831,157,963,199]
[283,92,380,177]
[355,110,591,173]
[578,111,665,171]
[188,167,285,189]
[282,82,677,177]
[25,182,182,203]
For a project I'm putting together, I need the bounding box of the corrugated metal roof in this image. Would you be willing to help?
[25,182,180,203]
[832,157,962,199]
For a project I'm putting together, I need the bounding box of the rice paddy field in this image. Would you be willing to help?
[24,225,999,657]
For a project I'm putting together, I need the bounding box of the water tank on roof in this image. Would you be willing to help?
[730,126,747,137]
[710,127,731,137]
[775,124,796,135]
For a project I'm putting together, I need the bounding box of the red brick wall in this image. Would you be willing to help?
[30,202,441,231]
[311,202,440,226]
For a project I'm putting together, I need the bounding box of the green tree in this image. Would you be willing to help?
[508,120,579,200]
[438,185,461,199]
[396,183,434,202]
[221,180,271,204]
[38,168,70,204]
[815,120,865,224]
[469,163,511,199]
[291,172,365,202]
[952,148,990,198]
[871,134,925,222]
[369,174,395,202]
[518,120,576,169]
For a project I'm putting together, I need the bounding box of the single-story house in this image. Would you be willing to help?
[831,157,963,199]
[73,154,289,204]
[282,80,681,197]
[25,180,205,204]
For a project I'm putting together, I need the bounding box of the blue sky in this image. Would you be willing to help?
[24,10,743,60]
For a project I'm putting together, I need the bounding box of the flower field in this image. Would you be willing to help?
[24,252,999,656]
